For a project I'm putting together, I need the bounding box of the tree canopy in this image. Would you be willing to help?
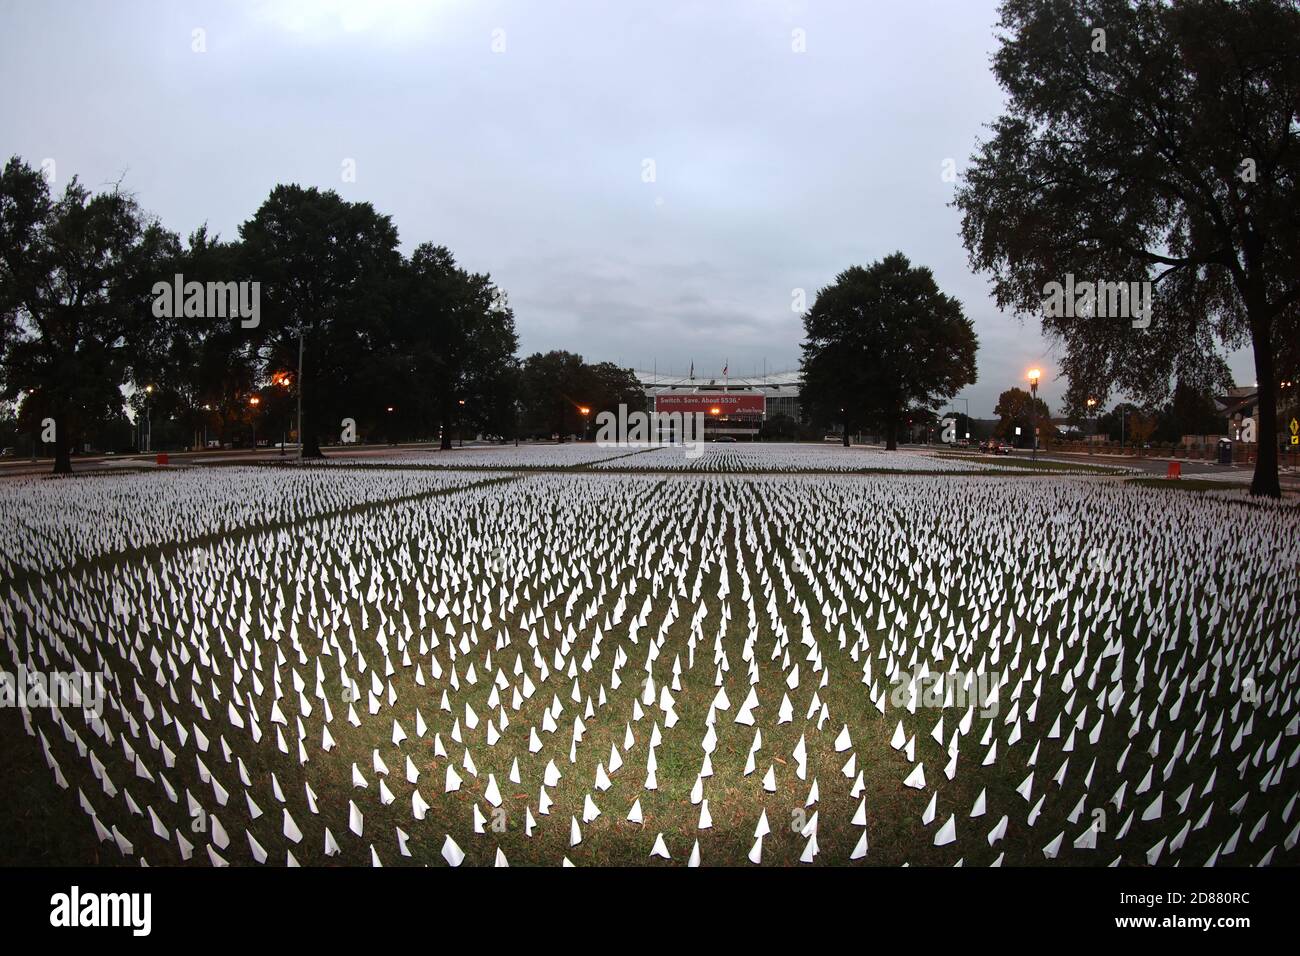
[800,253,978,449]
[955,0,1300,496]
[0,158,173,471]
[0,159,523,468]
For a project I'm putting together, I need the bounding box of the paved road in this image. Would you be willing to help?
[1033,449,1300,489]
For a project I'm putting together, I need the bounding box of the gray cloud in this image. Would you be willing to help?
[0,0,1252,418]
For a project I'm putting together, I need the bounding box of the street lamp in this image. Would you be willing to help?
[249,394,261,453]
[457,399,466,447]
[1085,397,1097,454]
[272,373,292,456]
[1027,369,1041,461]
[143,384,154,454]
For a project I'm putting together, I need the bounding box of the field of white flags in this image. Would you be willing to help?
[313,441,1124,476]
[0,468,498,578]
[2,465,1298,867]
[586,444,1104,474]
[322,443,646,470]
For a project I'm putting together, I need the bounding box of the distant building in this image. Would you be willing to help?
[632,369,802,439]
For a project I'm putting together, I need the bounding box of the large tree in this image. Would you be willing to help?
[955,0,1300,496]
[800,253,978,449]
[0,157,174,473]
[239,185,402,457]
[520,351,591,440]
[994,387,1055,447]
[396,245,519,449]
[136,226,257,450]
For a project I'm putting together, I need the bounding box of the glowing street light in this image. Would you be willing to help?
[140,384,156,453]
[1027,369,1041,461]
[248,394,261,451]
[1086,397,1098,454]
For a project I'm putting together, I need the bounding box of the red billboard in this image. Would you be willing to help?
[654,392,765,416]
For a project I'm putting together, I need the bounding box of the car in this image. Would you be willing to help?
[0,447,13,457]
[712,435,738,443]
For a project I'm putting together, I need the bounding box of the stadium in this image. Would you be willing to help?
[633,369,803,440]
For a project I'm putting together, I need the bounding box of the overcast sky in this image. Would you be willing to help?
[0,0,1253,417]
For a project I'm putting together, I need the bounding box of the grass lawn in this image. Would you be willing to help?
[1,467,1297,867]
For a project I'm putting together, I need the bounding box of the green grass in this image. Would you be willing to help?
[1126,478,1231,492]
[1,471,1295,867]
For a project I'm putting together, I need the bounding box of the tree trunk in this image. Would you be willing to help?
[52,411,72,474]
[1249,314,1280,498]
[302,404,324,459]
[885,419,898,451]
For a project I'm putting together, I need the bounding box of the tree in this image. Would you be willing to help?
[519,351,589,440]
[955,0,1300,496]
[801,253,978,449]
[1155,380,1224,443]
[584,362,646,423]
[136,226,257,450]
[395,245,519,449]
[1129,408,1158,447]
[993,387,1054,447]
[239,185,402,457]
[0,157,174,473]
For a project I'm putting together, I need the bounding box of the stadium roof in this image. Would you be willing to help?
[633,369,802,396]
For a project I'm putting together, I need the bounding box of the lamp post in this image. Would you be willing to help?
[579,406,591,441]
[249,395,261,454]
[275,372,291,456]
[1085,397,1097,454]
[457,399,466,447]
[143,384,154,454]
[1027,369,1041,461]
